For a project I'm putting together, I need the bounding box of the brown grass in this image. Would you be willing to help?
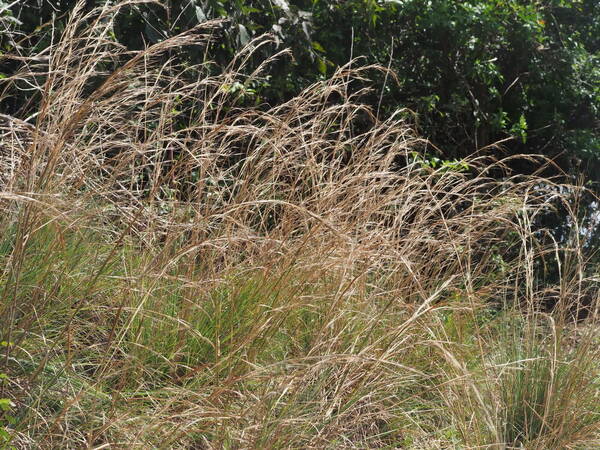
[0,2,598,448]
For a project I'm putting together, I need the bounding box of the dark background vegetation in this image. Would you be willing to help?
[1,0,598,248]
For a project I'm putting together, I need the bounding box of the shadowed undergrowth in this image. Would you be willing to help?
[0,2,598,448]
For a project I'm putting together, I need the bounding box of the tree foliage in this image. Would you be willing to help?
[1,0,598,179]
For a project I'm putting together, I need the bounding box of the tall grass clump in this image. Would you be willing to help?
[0,2,598,448]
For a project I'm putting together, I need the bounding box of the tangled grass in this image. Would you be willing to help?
[0,2,598,448]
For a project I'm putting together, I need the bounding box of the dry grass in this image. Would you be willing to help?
[0,2,598,448]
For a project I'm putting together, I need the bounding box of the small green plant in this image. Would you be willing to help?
[0,395,16,449]
[0,341,15,449]
[409,151,470,173]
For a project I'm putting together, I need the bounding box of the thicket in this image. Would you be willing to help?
[2,1,599,164]
[0,1,598,448]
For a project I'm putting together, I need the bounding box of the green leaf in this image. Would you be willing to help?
[316,57,327,75]
[195,6,207,22]
[0,427,10,442]
[510,113,528,143]
[0,398,14,412]
[519,113,528,131]
[311,41,325,53]
[238,24,250,46]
